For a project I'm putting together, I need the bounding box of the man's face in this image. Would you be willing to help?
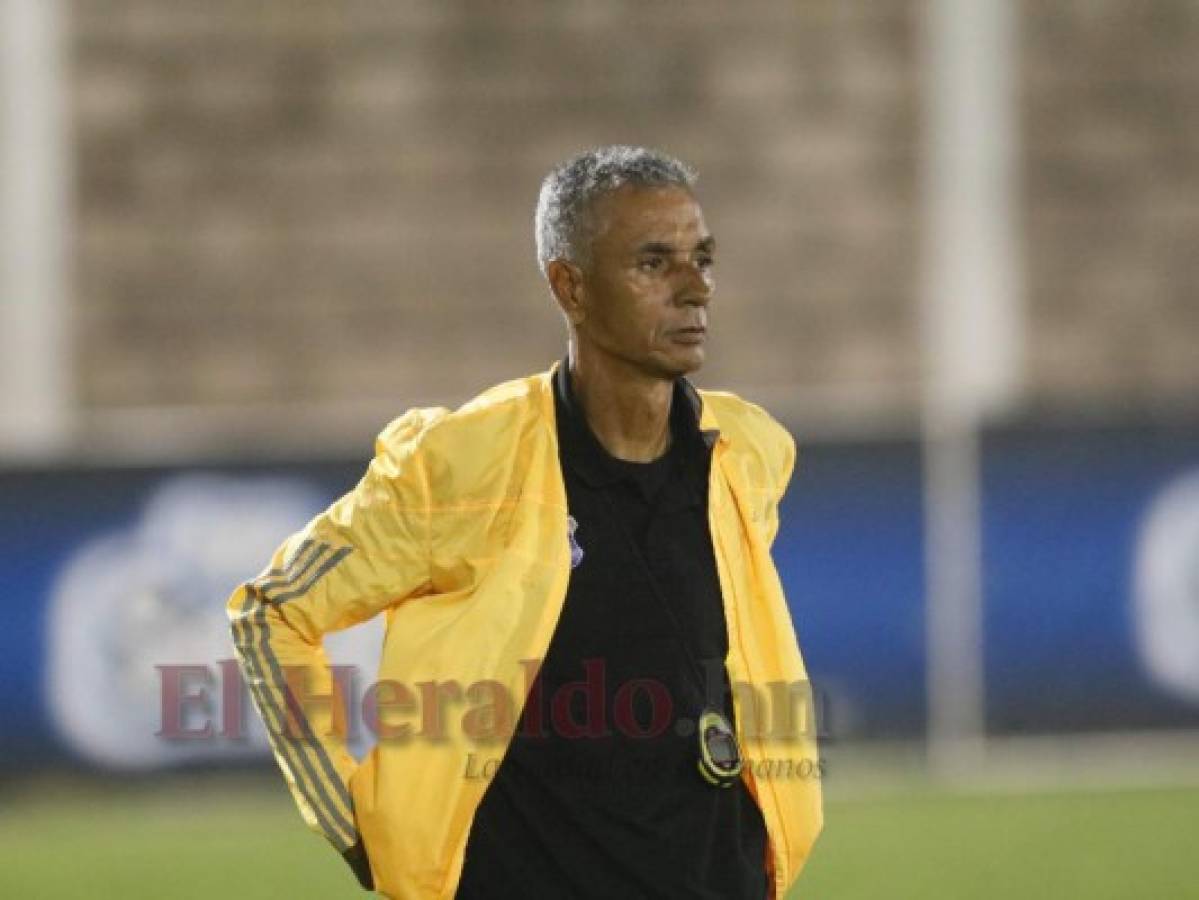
[571,184,715,379]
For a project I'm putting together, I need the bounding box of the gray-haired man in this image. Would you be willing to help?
[451,146,819,898]
[232,145,821,900]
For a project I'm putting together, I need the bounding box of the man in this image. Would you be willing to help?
[227,145,822,899]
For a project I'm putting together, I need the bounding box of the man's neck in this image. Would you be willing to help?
[567,346,673,463]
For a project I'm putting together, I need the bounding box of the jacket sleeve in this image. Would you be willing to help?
[762,415,798,548]
[225,409,438,861]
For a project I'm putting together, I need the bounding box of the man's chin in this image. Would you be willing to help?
[654,346,705,379]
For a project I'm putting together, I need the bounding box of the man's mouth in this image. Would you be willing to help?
[671,327,707,344]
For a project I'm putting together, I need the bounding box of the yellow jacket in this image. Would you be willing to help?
[227,361,822,899]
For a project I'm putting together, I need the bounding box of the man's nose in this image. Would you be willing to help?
[676,261,713,306]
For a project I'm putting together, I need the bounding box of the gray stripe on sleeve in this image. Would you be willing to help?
[259,538,316,580]
[233,588,356,849]
[254,542,331,594]
[251,589,357,832]
[269,547,353,605]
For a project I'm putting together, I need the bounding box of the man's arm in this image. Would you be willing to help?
[735,398,797,547]
[225,408,440,886]
[764,423,797,547]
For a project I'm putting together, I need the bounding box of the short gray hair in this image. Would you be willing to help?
[534,145,698,274]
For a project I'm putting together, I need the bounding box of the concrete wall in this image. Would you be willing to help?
[71,0,921,437]
[1022,0,1199,414]
[69,1,1197,444]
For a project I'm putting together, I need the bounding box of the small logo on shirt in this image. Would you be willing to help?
[567,514,585,568]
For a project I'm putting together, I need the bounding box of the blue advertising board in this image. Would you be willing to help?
[2,422,1198,771]
[981,424,1199,734]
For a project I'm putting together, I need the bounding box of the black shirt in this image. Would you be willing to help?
[455,360,768,899]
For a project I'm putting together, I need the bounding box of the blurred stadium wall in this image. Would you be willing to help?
[66,0,924,452]
[2,1,1199,778]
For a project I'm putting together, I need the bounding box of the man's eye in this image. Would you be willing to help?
[638,257,665,272]
[696,255,715,270]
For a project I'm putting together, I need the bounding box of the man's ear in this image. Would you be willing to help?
[547,259,587,327]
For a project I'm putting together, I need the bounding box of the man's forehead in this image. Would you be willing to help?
[590,184,709,245]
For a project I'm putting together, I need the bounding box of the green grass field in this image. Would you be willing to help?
[2,776,1196,899]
